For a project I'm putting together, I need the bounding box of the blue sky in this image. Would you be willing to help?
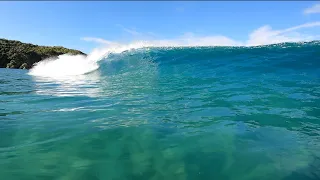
[1,2,320,53]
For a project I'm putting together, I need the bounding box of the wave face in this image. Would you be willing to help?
[1,41,320,179]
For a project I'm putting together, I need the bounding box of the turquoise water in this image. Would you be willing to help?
[1,42,320,180]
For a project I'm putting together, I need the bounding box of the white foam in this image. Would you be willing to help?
[28,54,99,77]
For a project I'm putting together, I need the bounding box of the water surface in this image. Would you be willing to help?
[1,43,320,180]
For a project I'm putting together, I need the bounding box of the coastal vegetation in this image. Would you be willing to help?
[0,38,86,69]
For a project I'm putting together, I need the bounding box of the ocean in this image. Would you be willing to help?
[0,42,320,180]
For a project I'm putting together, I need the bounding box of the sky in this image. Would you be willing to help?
[1,1,320,53]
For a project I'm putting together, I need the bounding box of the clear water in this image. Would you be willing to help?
[1,43,320,180]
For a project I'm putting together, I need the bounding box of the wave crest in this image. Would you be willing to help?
[28,40,319,78]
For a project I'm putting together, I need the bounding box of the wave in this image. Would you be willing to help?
[28,40,320,78]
